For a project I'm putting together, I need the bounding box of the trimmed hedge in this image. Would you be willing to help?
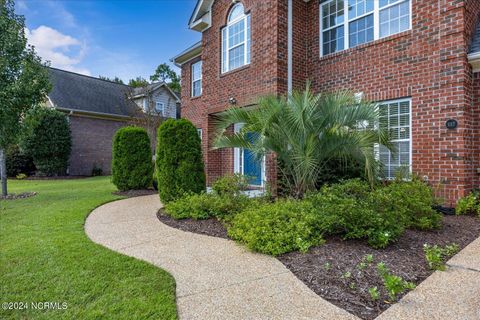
[112,126,153,191]
[156,119,205,203]
[21,107,71,176]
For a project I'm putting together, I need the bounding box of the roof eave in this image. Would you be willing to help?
[468,52,480,73]
[171,42,203,67]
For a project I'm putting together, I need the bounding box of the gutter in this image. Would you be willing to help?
[287,0,293,94]
[55,107,134,121]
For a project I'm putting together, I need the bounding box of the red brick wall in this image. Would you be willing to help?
[180,0,480,203]
[472,72,480,191]
[302,0,480,204]
[68,115,129,176]
[181,0,283,185]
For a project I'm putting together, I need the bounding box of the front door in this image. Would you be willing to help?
[243,132,262,186]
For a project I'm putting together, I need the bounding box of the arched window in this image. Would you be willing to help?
[221,3,251,73]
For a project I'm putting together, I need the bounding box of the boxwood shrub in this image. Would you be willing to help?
[156,119,205,203]
[21,107,72,176]
[112,126,153,191]
[6,144,35,177]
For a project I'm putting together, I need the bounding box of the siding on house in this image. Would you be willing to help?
[133,86,178,119]
[175,0,480,205]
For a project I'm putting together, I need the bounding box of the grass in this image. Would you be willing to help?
[0,177,177,319]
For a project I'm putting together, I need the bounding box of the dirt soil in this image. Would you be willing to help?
[0,192,37,200]
[113,189,158,198]
[155,211,480,320]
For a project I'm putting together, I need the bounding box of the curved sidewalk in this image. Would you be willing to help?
[85,195,358,320]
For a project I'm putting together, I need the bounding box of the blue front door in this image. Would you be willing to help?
[243,133,262,186]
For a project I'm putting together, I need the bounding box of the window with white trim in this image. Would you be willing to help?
[197,128,202,140]
[221,3,251,73]
[191,61,202,97]
[320,0,411,56]
[377,98,411,179]
[155,101,164,116]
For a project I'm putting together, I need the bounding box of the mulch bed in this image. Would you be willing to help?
[157,209,229,238]
[113,189,158,198]
[25,176,89,180]
[0,192,37,200]
[155,211,480,320]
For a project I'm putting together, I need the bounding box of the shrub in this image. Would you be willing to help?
[164,192,255,220]
[383,178,442,230]
[112,126,153,191]
[423,243,459,271]
[5,144,35,177]
[228,200,325,256]
[156,119,205,203]
[212,174,249,197]
[91,164,103,176]
[21,107,71,176]
[456,190,480,216]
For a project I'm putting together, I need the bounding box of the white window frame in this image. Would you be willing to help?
[221,4,251,73]
[197,128,202,140]
[191,61,202,97]
[375,97,412,179]
[320,0,412,57]
[155,101,165,116]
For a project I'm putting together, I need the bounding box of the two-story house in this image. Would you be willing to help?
[172,0,480,205]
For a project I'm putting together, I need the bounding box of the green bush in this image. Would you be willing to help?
[383,178,442,230]
[228,200,325,256]
[423,243,459,271]
[21,107,71,176]
[156,119,205,203]
[6,144,35,177]
[112,126,153,191]
[164,192,254,220]
[212,174,249,197]
[456,190,480,216]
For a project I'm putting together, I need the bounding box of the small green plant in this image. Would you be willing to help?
[364,254,374,264]
[341,271,352,279]
[368,287,380,301]
[15,173,27,180]
[456,191,480,216]
[377,262,416,301]
[212,174,249,197]
[423,243,460,271]
[323,262,331,271]
[349,282,356,290]
[91,164,103,176]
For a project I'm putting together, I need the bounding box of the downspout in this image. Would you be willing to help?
[287,0,293,94]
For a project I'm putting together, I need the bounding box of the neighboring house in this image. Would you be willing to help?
[172,0,480,205]
[47,67,179,176]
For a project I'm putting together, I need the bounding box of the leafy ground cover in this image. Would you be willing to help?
[0,177,177,320]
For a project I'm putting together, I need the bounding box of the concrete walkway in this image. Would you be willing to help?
[85,195,358,320]
[85,195,480,320]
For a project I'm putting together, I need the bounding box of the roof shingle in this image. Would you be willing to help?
[48,68,138,117]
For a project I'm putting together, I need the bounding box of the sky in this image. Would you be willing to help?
[16,0,200,82]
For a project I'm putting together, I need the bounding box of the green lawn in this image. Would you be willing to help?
[0,177,177,319]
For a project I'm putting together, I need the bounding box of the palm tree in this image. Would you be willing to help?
[213,86,393,198]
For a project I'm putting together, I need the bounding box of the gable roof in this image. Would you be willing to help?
[132,82,180,102]
[470,20,480,54]
[48,68,138,118]
[189,0,213,31]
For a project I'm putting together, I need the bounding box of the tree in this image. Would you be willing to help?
[99,75,124,84]
[150,63,180,92]
[156,119,205,203]
[0,0,51,196]
[21,107,72,176]
[112,126,153,191]
[214,86,393,198]
[128,76,149,88]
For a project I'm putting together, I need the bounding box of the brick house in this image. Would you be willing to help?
[47,68,179,176]
[172,0,480,205]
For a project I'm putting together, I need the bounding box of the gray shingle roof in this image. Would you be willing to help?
[470,21,480,54]
[48,67,138,117]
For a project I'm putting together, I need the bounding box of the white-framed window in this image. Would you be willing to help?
[155,101,164,115]
[191,61,202,97]
[197,128,202,140]
[377,98,411,179]
[320,0,411,56]
[221,3,251,73]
